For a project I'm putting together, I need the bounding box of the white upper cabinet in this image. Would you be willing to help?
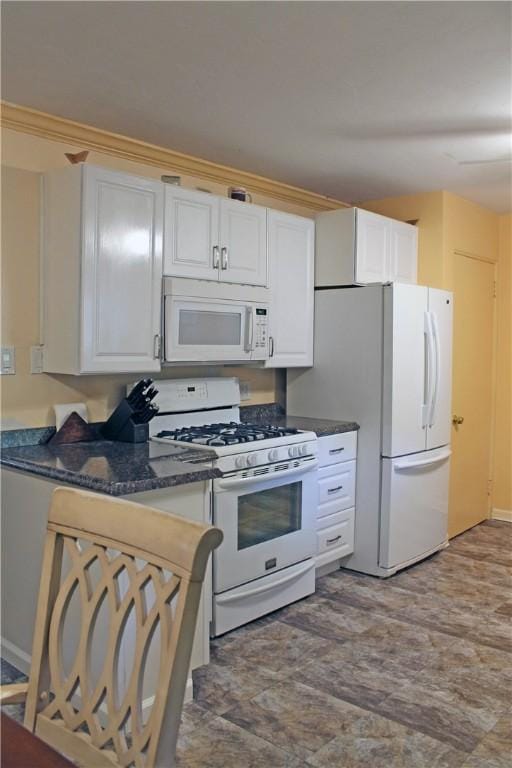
[163,187,220,281]
[266,211,315,368]
[43,165,163,374]
[316,207,418,287]
[219,199,267,286]
[163,187,268,287]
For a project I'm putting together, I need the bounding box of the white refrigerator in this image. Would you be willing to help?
[287,283,453,577]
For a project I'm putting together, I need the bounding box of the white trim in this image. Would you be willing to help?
[492,508,512,522]
[1,637,31,676]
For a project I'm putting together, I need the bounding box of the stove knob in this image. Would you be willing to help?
[300,443,310,456]
[268,448,279,462]
[288,446,297,458]
[246,453,258,467]
[235,455,247,469]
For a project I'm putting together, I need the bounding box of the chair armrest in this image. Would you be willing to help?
[0,683,29,705]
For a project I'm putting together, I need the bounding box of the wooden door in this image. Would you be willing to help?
[355,209,390,284]
[266,210,314,367]
[219,199,267,286]
[390,220,418,283]
[163,187,220,281]
[81,166,163,373]
[449,253,495,537]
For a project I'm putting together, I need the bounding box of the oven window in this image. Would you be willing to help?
[178,309,242,346]
[237,482,302,550]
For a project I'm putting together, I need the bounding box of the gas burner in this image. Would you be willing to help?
[155,421,301,447]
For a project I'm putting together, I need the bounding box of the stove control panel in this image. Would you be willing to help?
[217,440,317,474]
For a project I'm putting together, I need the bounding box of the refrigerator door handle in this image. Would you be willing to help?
[422,312,435,427]
[394,448,451,471]
[429,312,441,427]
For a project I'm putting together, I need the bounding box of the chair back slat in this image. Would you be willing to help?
[23,487,222,768]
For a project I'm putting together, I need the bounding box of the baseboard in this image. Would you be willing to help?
[1,637,31,676]
[492,508,512,522]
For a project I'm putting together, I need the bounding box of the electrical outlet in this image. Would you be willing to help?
[0,346,15,375]
[31,345,44,374]
[240,381,251,401]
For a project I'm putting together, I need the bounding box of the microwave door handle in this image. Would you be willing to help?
[244,307,254,353]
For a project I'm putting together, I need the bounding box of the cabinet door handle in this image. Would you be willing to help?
[269,336,274,357]
[329,447,345,455]
[327,485,343,494]
[326,535,342,545]
[221,246,228,270]
[153,334,161,359]
[213,245,220,269]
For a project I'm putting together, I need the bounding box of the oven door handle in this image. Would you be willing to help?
[215,559,315,604]
[215,460,319,490]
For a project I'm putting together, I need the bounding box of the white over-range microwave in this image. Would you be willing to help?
[163,277,269,363]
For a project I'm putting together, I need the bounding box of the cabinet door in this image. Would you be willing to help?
[266,211,314,367]
[163,187,220,280]
[355,209,390,283]
[81,166,163,373]
[219,199,267,286]
[390,220,418,284]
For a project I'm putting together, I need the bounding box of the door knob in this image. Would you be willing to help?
[452,415,464,425]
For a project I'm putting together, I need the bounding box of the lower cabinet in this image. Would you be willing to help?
[314,431,357,571]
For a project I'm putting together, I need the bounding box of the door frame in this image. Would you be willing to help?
[453,249,498,519]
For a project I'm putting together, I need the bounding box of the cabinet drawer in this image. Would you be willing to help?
[318,461,356,508]
[318,431,357,466]
[317,512,355,557]
[317,507,351,531]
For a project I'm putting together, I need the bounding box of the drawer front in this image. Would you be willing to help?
[318,461,356,508]
[317,506,352,531]
[318,431,357,467]
[316,513,355,557]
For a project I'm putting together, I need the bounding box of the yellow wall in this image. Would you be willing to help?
[1,128,323,428]
[495,214,512,511]
[360,191,445,288]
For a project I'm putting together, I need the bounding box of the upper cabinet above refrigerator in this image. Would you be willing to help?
[315,207,418,287]
[163,186,268,287]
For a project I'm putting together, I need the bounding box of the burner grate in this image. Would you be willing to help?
[155,421,300,446]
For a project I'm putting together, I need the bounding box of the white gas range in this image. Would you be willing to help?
[147,377,318,636]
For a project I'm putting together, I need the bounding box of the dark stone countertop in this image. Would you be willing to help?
[1,439,220,496]
[240,404,359,436]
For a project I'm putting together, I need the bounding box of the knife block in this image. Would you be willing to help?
[101,399,149,443]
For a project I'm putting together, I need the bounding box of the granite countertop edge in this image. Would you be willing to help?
[1,455,221,496]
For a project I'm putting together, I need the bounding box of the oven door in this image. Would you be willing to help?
[213,461,318,594]
[164,295,252,362]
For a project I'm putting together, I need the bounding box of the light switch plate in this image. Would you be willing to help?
[240,381,251,401]
[31,345,44,374]
[1,346,15,375]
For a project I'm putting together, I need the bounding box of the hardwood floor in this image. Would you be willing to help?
[3,520,511,767]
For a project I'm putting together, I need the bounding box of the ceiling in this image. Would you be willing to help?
[2,1,511,212]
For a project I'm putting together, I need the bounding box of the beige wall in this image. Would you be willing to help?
[495,214,512,511]
[1,128,322,428]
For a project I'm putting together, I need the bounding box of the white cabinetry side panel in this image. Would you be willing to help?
[267,211,314,367]
[82,167,163,373]
[219,199,267,286]
[164,187,219,280]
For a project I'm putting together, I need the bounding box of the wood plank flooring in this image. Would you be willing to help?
[3,520,511,767]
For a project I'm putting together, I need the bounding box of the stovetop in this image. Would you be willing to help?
[154,421,301,447]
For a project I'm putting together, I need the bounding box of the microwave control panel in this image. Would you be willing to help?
[254,307,268,351]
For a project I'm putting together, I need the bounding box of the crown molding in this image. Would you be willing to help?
[1,101,348,212]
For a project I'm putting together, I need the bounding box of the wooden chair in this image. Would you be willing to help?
[0,486,222,767]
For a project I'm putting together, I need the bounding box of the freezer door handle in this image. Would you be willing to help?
[394,449,451,471]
